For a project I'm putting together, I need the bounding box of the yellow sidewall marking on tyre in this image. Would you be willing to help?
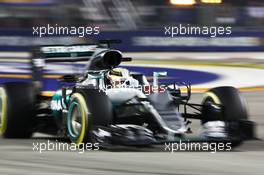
[71,93,89,145]
[0,87,7,135]
[203,92,221,105]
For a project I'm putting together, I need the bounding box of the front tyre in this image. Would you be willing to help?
[202,86,248,122]
[202,86,254,140]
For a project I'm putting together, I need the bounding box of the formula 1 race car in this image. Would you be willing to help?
[0,40,255,147]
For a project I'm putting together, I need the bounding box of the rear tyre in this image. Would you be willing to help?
[0,82,35,138]
[67,89,113,145]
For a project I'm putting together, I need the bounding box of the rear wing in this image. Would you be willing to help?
[32,44,100,63]
[30,43,132,84]
[32,42,132,63]
[30,44,101,85]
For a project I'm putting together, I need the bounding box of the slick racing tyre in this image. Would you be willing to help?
[201,86,254,141]
[0,82,35,138]
[202,86,248,123]
[67,89,113,145]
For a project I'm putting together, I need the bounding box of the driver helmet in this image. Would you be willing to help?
[107,68,138,88]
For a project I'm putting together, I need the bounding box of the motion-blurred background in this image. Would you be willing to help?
[0,0,263,54]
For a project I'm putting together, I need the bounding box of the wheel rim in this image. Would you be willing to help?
[67,93,89,145]
[202,92,224,123]
[203,92,221,105]
[0,87,7,135]
[68,102,82,138]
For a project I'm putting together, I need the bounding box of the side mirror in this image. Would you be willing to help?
[59,74,79,83]
[153,71,167,86]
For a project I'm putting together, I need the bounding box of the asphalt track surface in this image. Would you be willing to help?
[0,91,264,175]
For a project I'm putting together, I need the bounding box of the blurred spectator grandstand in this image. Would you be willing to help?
[0,0,263,31]
[0,0,263,52]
